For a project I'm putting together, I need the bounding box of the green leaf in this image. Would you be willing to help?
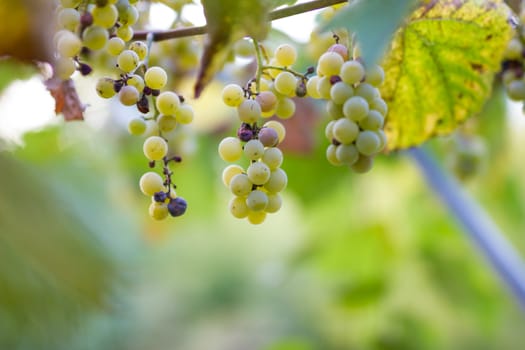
[195,0,271,97]
[381,0,512,150]
[322,0,416,65]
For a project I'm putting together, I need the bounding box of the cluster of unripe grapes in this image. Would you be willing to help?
[53,0,195,220]
[215,43,314,224]
[53,0,140,80]
[502,11,525,105]
[307,42,387,173]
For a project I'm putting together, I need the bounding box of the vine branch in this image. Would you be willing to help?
[133,0,348,41]
[408,147,525,310]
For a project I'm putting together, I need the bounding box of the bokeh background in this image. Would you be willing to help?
[1,1,525,349]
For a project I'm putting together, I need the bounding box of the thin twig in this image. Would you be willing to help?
[133,0,348,41]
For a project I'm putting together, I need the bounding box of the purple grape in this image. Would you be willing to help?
[258,127,279,147]
[168,197,187,217]
[153,191,168,203]
[237,124,253,142]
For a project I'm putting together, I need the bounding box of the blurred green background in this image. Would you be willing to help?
[1,64,525,349]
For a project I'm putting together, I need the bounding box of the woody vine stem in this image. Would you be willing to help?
[133,0,348,41]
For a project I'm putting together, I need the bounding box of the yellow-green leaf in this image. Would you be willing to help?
[381,0,512,150]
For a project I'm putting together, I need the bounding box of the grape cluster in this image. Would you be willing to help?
[53,0,140,80]
[501,13,525,105]
[219,84,288,225]
[308,42,388,173]
[215,43,314,224]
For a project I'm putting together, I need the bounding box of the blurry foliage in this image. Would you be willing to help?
[0,0,525,349]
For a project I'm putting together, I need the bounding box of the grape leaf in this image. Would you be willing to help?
[381,0,512,150]
[322,0,417,65]
[44,77,85,121]
[195,0,272,97]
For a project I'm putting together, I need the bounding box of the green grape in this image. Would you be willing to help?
[128,117,147,135]
[275,97,295,119]
[274,44,297,66]
[145,66,168,90]
[143,119,159,137]
[54,56,76,80]
[316,76,332,99]
[343,96,369,122]
[359,110,384,130]
[139,171,165,196]
[326,144,342,166]
[243,139,265,160]
[222,164,244,187]
[330,81,354,105]
[370,97,388,116]
[119,5,139,26]
[82,25,108,51]
[57,32,82,57]
[119,85,140,105]
[117,49,139,73]
[333,118,359,144]
[325,120,335,141]
[376,129,387,150]
[351,154,374,173]
[149,202,169,220]
[246,190,268,211]
[340,60,365,85]
[263,168,287,193]
[156,91,180,116]
[237,99,261,123]
[127,74,145,92]
[143,136,168,161]
[106,37,125,56]
[306,75,321,99]
[116,25,134,41]
[262,147,283,170]
[218,137,243,162]
[174,104,194,124]
[335,144,359,165]
[317,51,344,77]
[157,114,178,133]
[263,121,286,143]
[229,173,253,197]
[274,71,297,96]
[96,77,116,98]
[222,84,245,107]
[504,38,523,60]
[355,83,378,102]
[265,193,282,213]
[255,91,277,114]
[247,161,271,185]
[356,130,381,156]
[365,65,385,87]
[247,210,266,224]
[129,41,148,61]
[233,38,255,57]
[506,80,525,101]
[92,4,118,29]
[326,100,344,119]
[58,8,80,31]
[229,196,249,218]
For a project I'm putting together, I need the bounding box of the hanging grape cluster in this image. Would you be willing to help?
[53,0,194,220]
[50,0,393,224]
[217,43,313,224]
[307,39,388,173]
[501,10,525,106]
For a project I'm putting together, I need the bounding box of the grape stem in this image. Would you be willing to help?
[260,65,309,80]
[133,0,348,41]
[253,39,264,94]
[408,147,525,310]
